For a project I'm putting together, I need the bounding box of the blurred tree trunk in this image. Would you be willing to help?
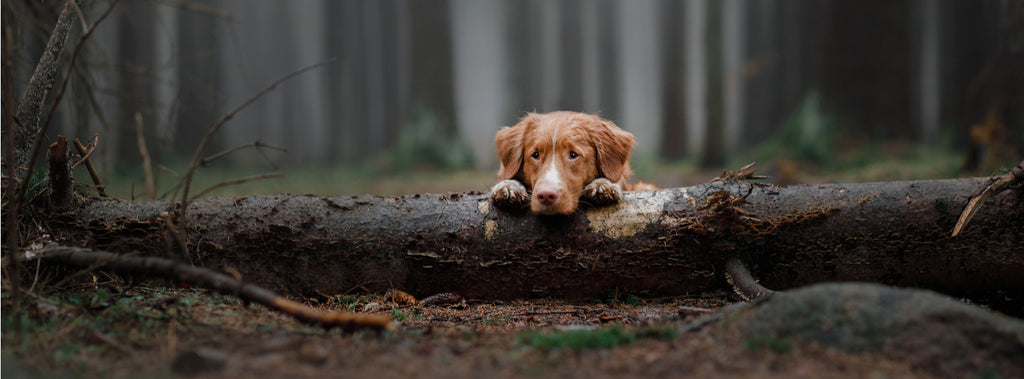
[702,0,724,167]
[914,0,941,143]
[117,2,158,166]
[559,0,583,111]
[539,0,561,110]
[684,0,707,158]
[405,0,457,148]
[742,0,781,147]
[579,0,601,114]
[595,0,620,122]
[659,0,687,160]
[174,3,222,156]
[616,0,661,158]
[334,0,363,163]
[451,0,508,168]
[48,179,1023,307]
[722,0,746,154]
[286,1,330,163]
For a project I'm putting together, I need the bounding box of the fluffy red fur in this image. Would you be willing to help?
[489,111,655,215]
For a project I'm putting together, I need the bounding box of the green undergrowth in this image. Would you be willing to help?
[743,335,794,354]
[516,324,675,352]
[1,284,319,378]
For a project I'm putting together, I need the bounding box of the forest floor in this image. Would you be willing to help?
[1,283,987,379]
[4,150,1020,378]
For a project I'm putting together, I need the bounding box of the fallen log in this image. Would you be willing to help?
[48,178,1022,305]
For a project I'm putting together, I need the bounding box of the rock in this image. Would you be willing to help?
[299,342,329,365]
[727,283,1024,377]
[172,347,230,376]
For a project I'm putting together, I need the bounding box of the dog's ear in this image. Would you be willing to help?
[586,117,636,183]
[495,115,534,180]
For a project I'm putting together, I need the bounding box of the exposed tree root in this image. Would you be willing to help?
[724,257,776,301]
[953,159,1024,237]
[34,245,394,331]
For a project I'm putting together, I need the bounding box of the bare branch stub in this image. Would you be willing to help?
[47,136,73,210]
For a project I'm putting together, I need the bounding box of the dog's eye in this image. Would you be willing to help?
[530,152,540,159]
[568,151,579,159]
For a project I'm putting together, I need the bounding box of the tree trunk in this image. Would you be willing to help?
[50,179,1022,303]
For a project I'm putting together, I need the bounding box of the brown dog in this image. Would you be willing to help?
[489,111,654,215]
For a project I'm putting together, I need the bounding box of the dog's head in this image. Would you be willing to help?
[495,111,636,215]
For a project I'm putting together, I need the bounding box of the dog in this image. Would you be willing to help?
[489,111,655,215]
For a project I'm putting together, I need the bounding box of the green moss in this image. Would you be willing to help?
[625,294,641,306]
[516,325,635,352]
[743,335,793,354]
[390,309,409,322]
[481,316,506,326]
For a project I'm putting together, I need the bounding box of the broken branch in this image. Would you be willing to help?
[71,137,107,197]
[200,141,287,168]
[36,245,394,331]
[178,59,334,214]
[189,172,283,200]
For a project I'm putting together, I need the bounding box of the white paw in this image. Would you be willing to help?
[489,179,529,209]
[583,178,622,206]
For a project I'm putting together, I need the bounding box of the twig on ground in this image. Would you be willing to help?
[135,113,156,201]
[36,245,395,331]
[952,159,1024,237]
[72,137,108,197]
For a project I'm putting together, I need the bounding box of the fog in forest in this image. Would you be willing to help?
[7,0,1023,195]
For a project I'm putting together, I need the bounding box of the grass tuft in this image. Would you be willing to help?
[517,325,635,352]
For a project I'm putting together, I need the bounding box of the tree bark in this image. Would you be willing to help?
[50,178,1023,302]
[14,0,82,169]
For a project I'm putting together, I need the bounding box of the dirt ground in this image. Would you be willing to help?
[6,280,1006,379]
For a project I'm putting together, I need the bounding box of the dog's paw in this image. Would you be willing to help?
[583,178,622,206]
[489,179,529,210]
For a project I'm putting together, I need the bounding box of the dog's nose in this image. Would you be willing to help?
[535,190,558,205]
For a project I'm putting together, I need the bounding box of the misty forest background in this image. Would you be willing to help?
[7,0,1023,198]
